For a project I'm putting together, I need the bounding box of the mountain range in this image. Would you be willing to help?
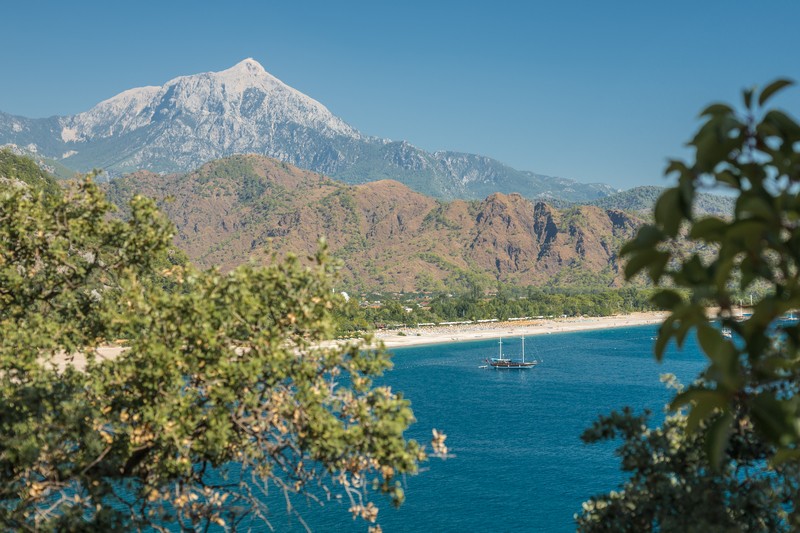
[3,147,728,293]
[104,154,641,292]
[0,59,616,203]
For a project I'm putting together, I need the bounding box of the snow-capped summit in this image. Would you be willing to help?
[231,57,266,72]
[60,58,360,151]
[0,59,617,202]
[60,86,161,142]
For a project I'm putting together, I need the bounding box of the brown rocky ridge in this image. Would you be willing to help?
[105,155,643,292]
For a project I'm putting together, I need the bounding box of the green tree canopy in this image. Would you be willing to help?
[0,168,440,531]
[622,79,800,460]
[577,378,800,531]
[579,80,800,529]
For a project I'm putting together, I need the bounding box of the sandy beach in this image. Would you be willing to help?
[47,312,668,369]
[372,311,668,349]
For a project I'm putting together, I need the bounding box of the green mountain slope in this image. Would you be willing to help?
[588,185,734,217]
[0,148,62,197]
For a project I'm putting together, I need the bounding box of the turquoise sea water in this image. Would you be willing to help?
[251,324,706,532]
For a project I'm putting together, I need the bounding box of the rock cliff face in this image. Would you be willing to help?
[105,154,640,292]
[1,59,616,203]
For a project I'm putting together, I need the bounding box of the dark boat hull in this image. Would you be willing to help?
[488,359,538,369]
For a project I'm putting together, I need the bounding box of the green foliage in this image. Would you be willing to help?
[199,156,257,186]
[621,79,800,460]
[421,202,460,230]
[544,263,617,288]
[577,380,800,532]
[0,148,62,198]
[237,172,269,204]
[589,185,734,218]
[337,285,657,331]
[582,80,800,530]
[0,176,433,530]
[319,187,359,224]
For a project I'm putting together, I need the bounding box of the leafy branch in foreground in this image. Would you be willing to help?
[0,172,440,531]
[576,377,800,532]
[622,79,800,462]
[580,80,800,530]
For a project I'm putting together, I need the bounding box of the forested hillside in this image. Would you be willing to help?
[0,148,61,197]
[589,185,734,217]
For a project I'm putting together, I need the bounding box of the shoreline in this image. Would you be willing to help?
[51,312,668,370]
[372,311,668,349]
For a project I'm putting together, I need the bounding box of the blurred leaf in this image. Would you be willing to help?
[689,217,728,241]
[664,159,690,178]
[758,79,794,106]
[671,388,727,415]
[624,249,663,280]
[714,169,739,187]
[763,109,800,140]
[650,290,683,310]
[697,325,724,356]
[654,188,682,236]
[699,103,734,117]
[654,319,675,361]
[647,252,670,281]
[738,195,777,222]
[691,115,743,173]
[771,447,800,466]
[743,87,755,108]
[622,225,664,253]
[750,393,799,446]
[704,411,733,470]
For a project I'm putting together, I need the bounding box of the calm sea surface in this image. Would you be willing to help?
[248,324,705,532]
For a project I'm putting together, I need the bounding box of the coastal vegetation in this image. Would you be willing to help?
[579,81,800,529]
[0,167,441,531]
[332,285,657,333]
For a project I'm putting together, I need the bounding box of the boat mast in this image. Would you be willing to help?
[499,337,503,359]
[522,335,525,363]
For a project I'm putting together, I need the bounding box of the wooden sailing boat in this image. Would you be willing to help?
[487,336,538,369]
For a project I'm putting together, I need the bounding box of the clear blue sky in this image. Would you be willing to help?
[1,0,798,189]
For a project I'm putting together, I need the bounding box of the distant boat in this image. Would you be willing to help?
[722,327,732,339]
[786,311,799,321]
[486,336,538,369]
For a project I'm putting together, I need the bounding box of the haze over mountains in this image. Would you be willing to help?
[0,59,616,203]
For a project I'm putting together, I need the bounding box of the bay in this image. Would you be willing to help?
[248,324,705,532]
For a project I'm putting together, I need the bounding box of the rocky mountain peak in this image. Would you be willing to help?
[229,57,267,74]
[1,61,618,203]
[59,59,361,145]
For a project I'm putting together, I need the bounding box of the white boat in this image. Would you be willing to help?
[486,336,538,369]
[722,327,732,339]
